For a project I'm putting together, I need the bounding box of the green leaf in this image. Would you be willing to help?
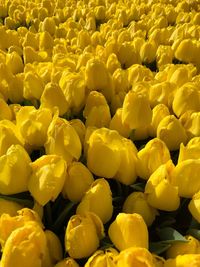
[187,229,200,241]
[0,194,33,208]
[157,227,188,244]
[130,182,146,192]
[149,241,171,255]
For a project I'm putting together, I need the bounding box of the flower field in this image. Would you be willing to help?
[0,0,200,266]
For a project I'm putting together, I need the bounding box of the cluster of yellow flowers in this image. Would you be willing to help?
[0,0,200,266]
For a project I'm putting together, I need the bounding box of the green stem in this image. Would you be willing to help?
[52,202,76,232]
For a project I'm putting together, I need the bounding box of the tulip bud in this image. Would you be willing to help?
[106,53,121,74]
[28,155,66,206]
[0,199,23,217]
[149,104,170,137]
[115,247,154,267]
[41,17,56,36]
[76,178,113,224]
[157,115,187,151]
[149,82,176,108]
[59,72,86,114]
[44,230,63,265]
[172,83,200,117]
[188,191,200,223]
[39,31,54,51]
[145,161,180,211]
[123,192,158,226]
[23,71,44,100]
[54,258,79,267]
[0,98,12,120]
[0,222,47,267]
[40,82,69,116]
[85,58,114,102]
[108,213,149,251]
[87,128,123,178]
[172,159,200,198]
[65,212,105,259]
[140,41,157,64]
[16,106,52,149]
[45,115,82,164]
[136,138,171,180]
[109,108,131,138]
[6,51,23,75]
[114,138,138,185]
[164,254,200,267]
[180,111,200,139]
[0,144,31,195]
[122,90,152,129]
[178,137,200,163]
[166,235,200,259]
[85,248,118,267]
[62,161,94,203]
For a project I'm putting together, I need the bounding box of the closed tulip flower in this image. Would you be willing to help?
[140,40,157,64]
[149,104,170,137]
[180,111,200,139]
[137,138,171,180]
[172,83,200,117]
[44,230,63,266]
[0,144,31,195]
[114,138,138,185]
[54,258,79,267]
[123,192,158,226]
[16,106,52,149]
[172,159,200,198]
[145,161,180,211]
[65,212,105,259]
[0,199,23,217]
[85,248,118,267]
[76,178,113,224]
[109,108,131,138]
[85,58,114,102]
[59,72,86,114]
[23,71,44,100]
[69,119,86,146]
[157,115,187,151]
[85,105,111,128]
[0,98,12,121]
[28,155,66,206]
[6,51,24,75]
[178,137,200,163]
[45,115,82,164]
[188,191,200,223]
[166,235,200,259]
[115,247,154,267]
[164,254,200,267]
[62,161,94,203]
[40,82,69,116]
[122,90,152,129]
[87,128,123,178]
[108,213,149,251]
[0,222,47,267]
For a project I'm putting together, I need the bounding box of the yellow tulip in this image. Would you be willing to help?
[123,192,158,226]
[65,212,104,259]
[178,137,200,163]
[164,254,200,267]
[0,222,47,267]
[23,71,44,100]
[0,199,23,217]
[115,247,154,267]
[85,248,118,267]
[62,161,94,203]
[136,138,171,180]
[157,115,187,151]
[0,144,31,195]
[76,178,113,224]
[188,191,200,223]
[28,155,66,206]
[54,258,79,267]
[122,90,152,129]
[145,161,180,211]
[171,159,200,198]
[40,82,69,116]
[166,235,200,259]
[108,213,149,251]
[45,115,82,164]
[16,106,52,149]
